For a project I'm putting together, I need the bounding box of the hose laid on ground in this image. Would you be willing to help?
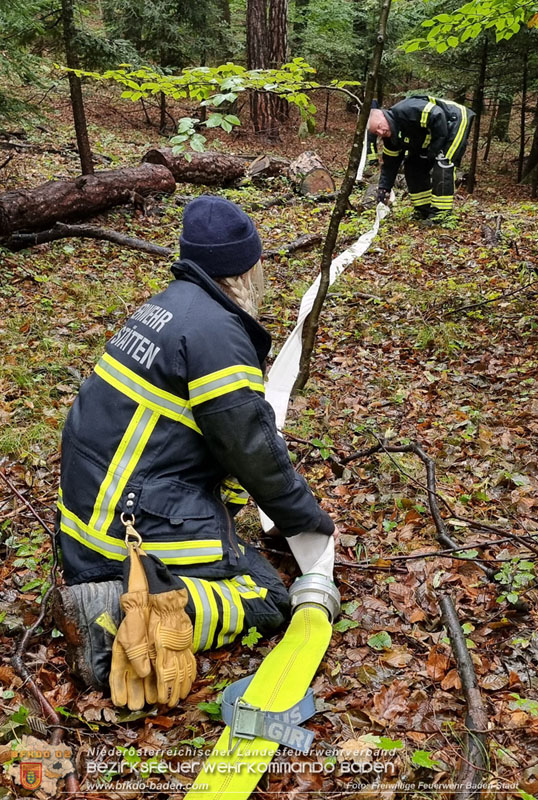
[260,199,391,579]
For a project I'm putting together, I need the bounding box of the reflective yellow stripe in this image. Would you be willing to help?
[446,105,467,160]
[59,499,223,563]
[423,132,432,147]
[95,352,201,433]
[188,365,265,407]
[221,477,249,505]
[182,577,204,651]
[89,405,159,533]
[420,100,435,127]
[410,190,431,198]
[383,146,401,157]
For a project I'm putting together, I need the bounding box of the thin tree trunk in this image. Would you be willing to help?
[493,93,513,141]
[247,0,273,136]
[467,36,488,194]
[269,0,289,123]
[61,0,94,175]
[518,48,529,183]
[293,0,392,392]
[521,121,538,196]
[159,92,167,134]
[483,94,497,162]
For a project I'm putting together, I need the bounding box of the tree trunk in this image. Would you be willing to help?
[483,92,498,162]
[0,165,175,237]
[247,0,274,136]
[61,0,94,175]
[467,36,488,194]
[493,93,513,142]
[269,0,289,123]
[293,0,392,392]
[521,122,538,197]
[518,48,529,183]
[159,92,167,134]
[143,149,247,185]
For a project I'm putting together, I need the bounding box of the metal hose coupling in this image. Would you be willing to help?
[289,573,341,623]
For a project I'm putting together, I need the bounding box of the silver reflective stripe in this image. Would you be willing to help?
[95,355,198,429]
[93,406,155,531]
[59,509,125,559]
[189,577,214,651]
[214,581,240,646]
[233,575,265,599]
[189,369,264,406]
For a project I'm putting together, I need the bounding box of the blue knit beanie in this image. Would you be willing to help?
[179,195,262,278]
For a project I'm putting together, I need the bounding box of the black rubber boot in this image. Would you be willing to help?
[52,581,122,689]
[412,205,431,220]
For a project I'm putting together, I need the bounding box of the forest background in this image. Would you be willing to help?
[0,0,538,798]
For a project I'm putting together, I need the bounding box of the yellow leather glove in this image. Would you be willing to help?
[109,544,157,710]
[148,588,196,706]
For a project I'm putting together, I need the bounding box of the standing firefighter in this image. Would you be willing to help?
[53,196,336,710]
[368,94,475,221]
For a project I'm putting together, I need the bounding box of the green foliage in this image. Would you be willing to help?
[102,0,232,70]
[411,749,441,769]
[495,556,536,604]
[404,0,538,52]
[67,58,359,152]
[241,626,263,648]
[509,693,538,716]
[197,700,222,719]
[333,618,359,632]
[0,0,52,119]
[367,631,392,650]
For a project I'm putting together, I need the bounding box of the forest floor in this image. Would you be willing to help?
[0,83,538,800]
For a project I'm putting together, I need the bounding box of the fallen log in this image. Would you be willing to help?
[0,164,176,237]
[142,149,246,186]
[3,222,322,262]
[288,150,335,196]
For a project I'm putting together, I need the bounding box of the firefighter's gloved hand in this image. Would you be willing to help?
[109,590,157,710]
[376,187,390,205]
[148,588,196,706]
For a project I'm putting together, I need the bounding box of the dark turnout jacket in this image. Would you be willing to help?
[378,95,475,191]
[58,260,333,585]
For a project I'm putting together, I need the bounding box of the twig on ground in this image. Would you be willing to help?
[263,232,323,259]
[439,593,489,799]
[443,278,538,317]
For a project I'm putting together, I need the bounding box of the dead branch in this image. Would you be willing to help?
[0,468,80,793]
[4,221,322,264]
[0,153,13,171]
[439,593,489,799]
[5,222,174,256]
[263,232,323,259]
[340,438,495,579]
[443,278,538,317]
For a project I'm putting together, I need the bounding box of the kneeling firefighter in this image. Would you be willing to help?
[53,195,338,711]
[368,94,475,220]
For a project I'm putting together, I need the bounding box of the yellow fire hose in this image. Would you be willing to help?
[185,605,332,799]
